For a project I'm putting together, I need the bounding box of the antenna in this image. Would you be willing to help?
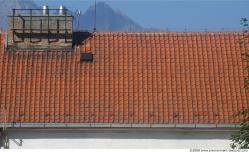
[75,9,82,31]
[93,0,97,32]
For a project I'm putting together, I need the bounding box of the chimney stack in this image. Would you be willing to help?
[8,5,73,50]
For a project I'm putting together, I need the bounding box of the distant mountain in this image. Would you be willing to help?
[0,0,38,30]
[78,2,144,32]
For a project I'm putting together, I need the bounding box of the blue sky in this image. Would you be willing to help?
[35,0,249,31]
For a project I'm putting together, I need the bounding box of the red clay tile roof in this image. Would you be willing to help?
[0,32,248,124]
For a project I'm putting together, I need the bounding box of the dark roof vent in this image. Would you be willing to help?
[81,53,93,62]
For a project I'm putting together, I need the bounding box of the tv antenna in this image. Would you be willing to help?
[75,9,82,31]
[93,0,97,32]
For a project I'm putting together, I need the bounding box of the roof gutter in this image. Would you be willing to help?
[0,122,241,130]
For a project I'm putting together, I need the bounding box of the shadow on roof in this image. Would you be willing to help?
[73,31,93,47]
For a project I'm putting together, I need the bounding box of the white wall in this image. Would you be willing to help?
[6,129,235,149]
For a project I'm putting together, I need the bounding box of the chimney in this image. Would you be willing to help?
[7,6,73,50]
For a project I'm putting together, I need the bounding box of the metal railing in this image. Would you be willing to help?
[8,8,73,44]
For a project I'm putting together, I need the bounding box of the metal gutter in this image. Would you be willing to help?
[0,122,241,130]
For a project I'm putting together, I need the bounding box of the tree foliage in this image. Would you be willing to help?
[231,109,249,149]
[230,18,249,149]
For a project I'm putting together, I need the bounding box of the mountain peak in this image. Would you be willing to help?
[96,1,110,7]
[87,1,112,11]
[80,1,144,32]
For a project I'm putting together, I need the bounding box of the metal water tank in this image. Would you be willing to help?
[43,5,49,15]
[59,5,66,15]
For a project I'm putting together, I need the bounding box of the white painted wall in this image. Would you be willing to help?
[6,129,235,149]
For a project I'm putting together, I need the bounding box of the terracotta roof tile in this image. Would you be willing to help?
[0,32,248,124]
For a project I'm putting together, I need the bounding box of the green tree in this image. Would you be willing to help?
[230,18,249,149]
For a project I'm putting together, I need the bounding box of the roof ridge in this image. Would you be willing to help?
[91,32,243,36]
